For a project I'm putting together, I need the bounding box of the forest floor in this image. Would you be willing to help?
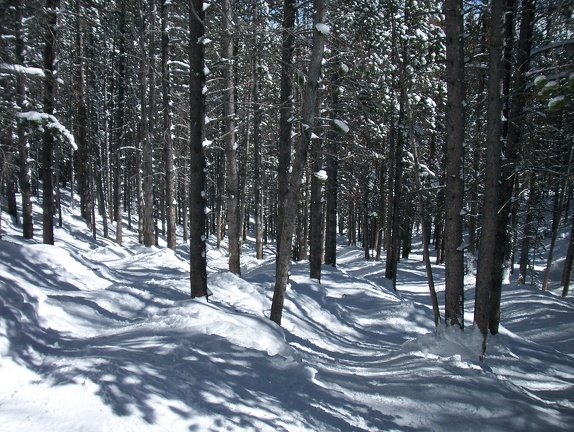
[1,191,573,431]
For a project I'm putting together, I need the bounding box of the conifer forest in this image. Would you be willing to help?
[0,1,574,429]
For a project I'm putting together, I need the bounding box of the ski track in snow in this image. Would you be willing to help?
[1,193,574,431]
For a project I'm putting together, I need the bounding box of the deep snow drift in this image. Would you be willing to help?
[1,193,573,431]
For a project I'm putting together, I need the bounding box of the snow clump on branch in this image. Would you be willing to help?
[315,23,330,35]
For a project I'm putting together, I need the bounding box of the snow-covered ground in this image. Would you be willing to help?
[1,191,573,431]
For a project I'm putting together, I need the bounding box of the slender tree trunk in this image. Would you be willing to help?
[375,159,386,261]
[4,156,18,223]
[222,0,241,274]
[542,142,573,291]
[489,0,534,334]
[252,53,264,260]
[189,0,208,298]
[324,50,340,266]
[270,0,327,325]
[140,0,154,247]
[406,94,440,327]
[114,5,127,246]
[519,172,537,284]
[443,0,465,328]
[475,0,505,344]
[275,0,296,257]
[468,10,488,256]
[15,0,33,239]
[363,179,370,260]
[562,217,574,297]
[324,138,338,265]
[161,0,177,250]
[75,0,91,230]
[386,97,404,290]
[309,137,324,279]
[42,0,60,245]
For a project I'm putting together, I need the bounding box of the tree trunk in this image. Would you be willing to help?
[75,0,92,230]
[15,0,33,239]
[162,0,177,250]
[406,93,441,328]
[519,172,537,284]
[386,97,404,290]
[489,0,534,334]
[42,0,60,245]
[252,53,264,260]
[443,0,465,329]
[114,6,127,247]
[309,137,324,279]
[189,0,208,298]
[270,0,327,325]
[275,0,296,257]
[363,179,370,260]
[562,216,574,297]
[140,0,154,247]
[222,0,241,274]
[475,0,505,344]
[542,142,573,291]
[324,134,338,265]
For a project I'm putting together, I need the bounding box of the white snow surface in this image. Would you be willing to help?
[1,190,574,431]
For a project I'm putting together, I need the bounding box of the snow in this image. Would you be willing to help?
[534,75,547,87]
[333,118,350,133]
[17,111,77,151]
[315,23,331,35]
[0,63,45,76]
[548,95,566,110]
[314,169,328,182]
[1,190,574,431]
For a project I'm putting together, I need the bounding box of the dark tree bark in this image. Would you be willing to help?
[562,216,574,297]
[270,0,327,325]
[542,142,573,291]
[443,0,465,328]
[405,93,440,327]
[42,0,60,245]
[252,53,264,260]
[114,5,127,246]
[275,0,296,257]
[189,0,208,298]
[222,0,241,275]
[518,172,537,284]
[15,0,33,239]
[75,0,92,231]
[140,0,154,247]
[324,51,341,267]
[475,0,505,343]
[309,136,324,279]
[385,97,404,290]
[489,0,535,333]
[162,0,177,250]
